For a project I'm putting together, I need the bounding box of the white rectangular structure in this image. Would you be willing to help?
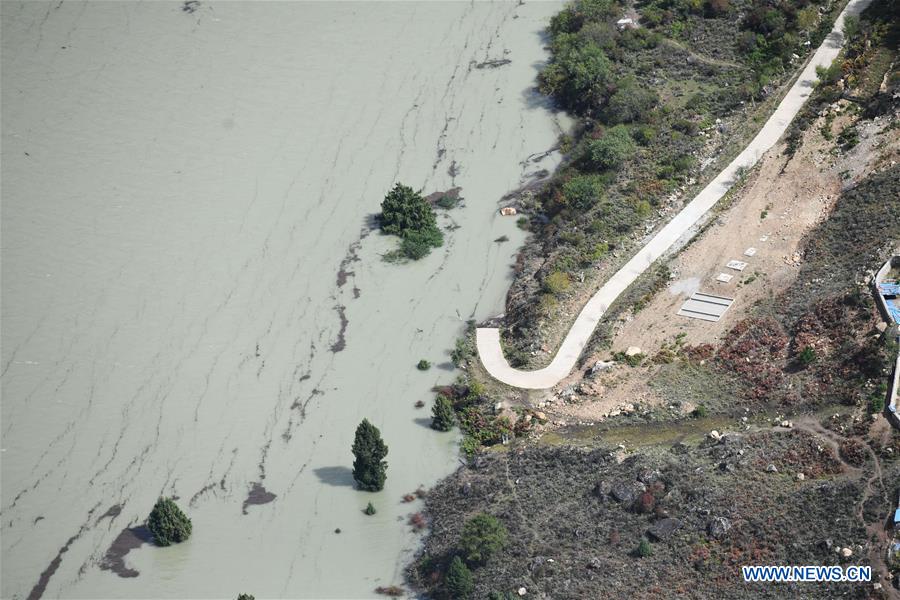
[744,247,757,256]
[677,292,735,322]
[716,273,734,283]
[726,260,748,271]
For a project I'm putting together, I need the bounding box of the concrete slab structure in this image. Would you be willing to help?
[676,292,735,322]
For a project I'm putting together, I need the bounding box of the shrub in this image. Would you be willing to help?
[445,556,474,599]
[460,513,508,565]
[400,227,443,260]
[417,359,431,371]
[692,404,708,418]
[364,502,377,515]
[539,38,612,111]
[797,346,817,366]
[436,194,459,209]
[237,594,255,600]
[636,539,653,558]
[561,173,606,210]
[604,78,658,124]
[543,271,572,296]
[869,394,885,414]
[431,395,456,432]
[352,419,389,492]
[588,125,636,169]
[147,497,192,547]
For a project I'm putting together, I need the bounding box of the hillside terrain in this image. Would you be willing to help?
[410,0,900,597]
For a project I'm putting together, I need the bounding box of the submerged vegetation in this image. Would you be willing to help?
[147,497,192,547]
[379,183,443,261]
[351,419,389,492]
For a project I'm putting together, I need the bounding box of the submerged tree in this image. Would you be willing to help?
[147,497,192,546]
[431,395,456,432]
[352,418,389,492]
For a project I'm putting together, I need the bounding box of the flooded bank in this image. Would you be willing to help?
[0,1,564,598]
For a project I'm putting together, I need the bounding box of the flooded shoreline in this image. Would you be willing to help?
[1,1,565,597]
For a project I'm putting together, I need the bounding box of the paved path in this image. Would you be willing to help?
[477,0,872,389]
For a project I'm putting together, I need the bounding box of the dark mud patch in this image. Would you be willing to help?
[242,482,277,515]
[474,58,511,69]
[28,534,79,600]
[97,503,122,523]
[99,525,152,578]
[330,304,348,353]
[189,482,217,507]
[425,187,462,208]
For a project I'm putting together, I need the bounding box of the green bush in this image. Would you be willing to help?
[797,346,817,367]
[460,513,508,565]
[417,359,431,371]
[431,395,456,432]
[352,419,389,492]
[588,125,636,169]
[147,497,192,547]
[561,174,606,210]
[445,556,474,599]
[364,502,377,515]
[400,227,443,260]
[604,78,658,124]
[692,404,708,418]
[539,38,612,111]
[636,539,653,558]
[543,271,571,296]
[237,594,255,600]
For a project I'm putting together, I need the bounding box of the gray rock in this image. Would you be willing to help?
[610,480,646,504]
[647,518,682,541]
[707,516,731,538]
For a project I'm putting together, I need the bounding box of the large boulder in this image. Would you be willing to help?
[610,480,646,504]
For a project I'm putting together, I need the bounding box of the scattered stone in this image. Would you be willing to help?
[766,464,778,473]
[796,472,805,481]
[708,430,722,442]
[647,518,682,541]
[500,207,517,216]
[840,547,852,558]
[625,346,642,357]
[518,587,527,596]
[591,360,614,374]
[875,322,887,333]
[780,420,793,428]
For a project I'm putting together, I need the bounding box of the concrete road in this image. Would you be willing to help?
[477,0,872,389]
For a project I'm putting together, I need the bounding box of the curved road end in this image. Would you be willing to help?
[477,0,873,390]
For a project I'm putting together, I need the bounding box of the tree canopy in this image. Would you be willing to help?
[431,395,456,432]
[459,513,508,565]
[147,497,192,547]
[445,555,474,598]
[351,418,389,491]
[379,183,443,260]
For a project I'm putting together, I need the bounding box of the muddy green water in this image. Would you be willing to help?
[0,2,565,597]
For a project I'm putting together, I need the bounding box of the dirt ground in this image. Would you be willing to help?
[544,104,899,425]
